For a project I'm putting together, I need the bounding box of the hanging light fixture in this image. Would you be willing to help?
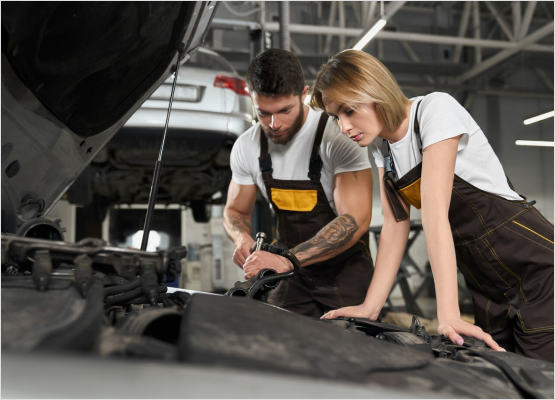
[353,1,386,51]
[523,111,554,125]
[515,140,554,147]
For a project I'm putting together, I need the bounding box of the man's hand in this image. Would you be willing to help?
[243,251,293,279]
[438,317,505,351]
[223,181,258,269]
[232,237,255,269]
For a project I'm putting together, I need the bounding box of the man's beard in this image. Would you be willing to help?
[262,101,305,145]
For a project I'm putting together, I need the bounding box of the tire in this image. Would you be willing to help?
[191,200,210,223]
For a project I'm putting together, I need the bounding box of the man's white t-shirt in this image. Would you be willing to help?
[370,92,522,201]
[231,107,372,214]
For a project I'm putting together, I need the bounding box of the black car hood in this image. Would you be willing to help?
[1,1,218,232]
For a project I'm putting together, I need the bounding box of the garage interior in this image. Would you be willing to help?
[45,1,554,321]
[2,1,554,398]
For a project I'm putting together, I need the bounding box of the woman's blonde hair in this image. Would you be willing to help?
[310,50,410,131]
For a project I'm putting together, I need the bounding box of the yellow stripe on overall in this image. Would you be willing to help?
[271,188,318,212]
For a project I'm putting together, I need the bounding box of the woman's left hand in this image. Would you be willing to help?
[438,317,505,351]
[243,251,293,279]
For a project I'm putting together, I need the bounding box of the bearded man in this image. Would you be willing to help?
[223,49,374,317]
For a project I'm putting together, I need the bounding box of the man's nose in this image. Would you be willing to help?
[270,114,281,130]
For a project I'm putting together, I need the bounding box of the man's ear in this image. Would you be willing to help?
[300,85,310,104]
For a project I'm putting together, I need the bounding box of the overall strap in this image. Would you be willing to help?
[381,99,424,181]
[413,100,423,154]
[258,128,273,173]
[308,112,330,181]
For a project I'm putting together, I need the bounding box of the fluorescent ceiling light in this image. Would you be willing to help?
[515,140,554,147]
[353,19,386,51]
[523,111,554,125]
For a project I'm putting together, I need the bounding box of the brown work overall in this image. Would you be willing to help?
[383,101,554,362]
[258,113,374,318]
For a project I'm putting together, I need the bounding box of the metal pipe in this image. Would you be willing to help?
[484,1,515,41]
[473,1,482,64]
[453,21,554,84]
[512,2,522,38]
[338,1,346,50]
[324,2,337,54]
[519,1,538,40]
[262,21,553,53]
[534,67,554,92]
[279,1,291,51]
[212,18,261,30]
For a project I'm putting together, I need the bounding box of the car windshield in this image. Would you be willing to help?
[186,51,234,72]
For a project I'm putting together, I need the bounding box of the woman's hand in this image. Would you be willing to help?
[320,304,373,320]
[438,318,505,351]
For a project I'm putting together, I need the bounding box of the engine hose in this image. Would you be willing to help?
[105,285,167,307]
[227,287,248,297]
[104,278,141,297]
[105,286,143,307]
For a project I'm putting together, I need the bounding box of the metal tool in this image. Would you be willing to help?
[227,242,301,299]
[254,232,266,252]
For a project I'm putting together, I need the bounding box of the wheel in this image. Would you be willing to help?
[191,200,211,223]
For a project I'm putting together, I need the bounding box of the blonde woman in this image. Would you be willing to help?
[311,50,553,362]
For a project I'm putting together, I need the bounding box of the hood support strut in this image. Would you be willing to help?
[140,43,186,251]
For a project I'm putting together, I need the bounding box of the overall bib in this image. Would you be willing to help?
[383,101,554,362]
[258,113,374,318]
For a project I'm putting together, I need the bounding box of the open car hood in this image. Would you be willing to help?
[1,2,218,233]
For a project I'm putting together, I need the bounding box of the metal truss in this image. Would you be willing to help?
[210,1,554,96]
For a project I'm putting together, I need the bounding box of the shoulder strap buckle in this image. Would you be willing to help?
[258,128,273,173]
[259,155,273,173]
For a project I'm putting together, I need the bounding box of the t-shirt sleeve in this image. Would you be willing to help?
[370,139,385,168]
[230,135,256,185]
[324,121,372,174]
[419,92,473,152]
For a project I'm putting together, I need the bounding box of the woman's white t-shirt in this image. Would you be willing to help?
[370,92,523,201]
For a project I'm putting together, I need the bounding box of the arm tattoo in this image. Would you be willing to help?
[224,213,252,240]
[229,214,251,234]
[291,214,359,264]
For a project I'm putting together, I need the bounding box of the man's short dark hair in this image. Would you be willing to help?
[246,49,305,97]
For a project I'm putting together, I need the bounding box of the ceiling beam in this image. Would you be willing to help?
[453,21,555,84]
[512,2,522,39]
[397,82,553,100]
[399,40,435,84]
[383,1,407,22]
[262,22,554,53]
[399,4,552,25]
[473,1,482,64]
[349,0,408,49]
[453,2,473,63]
[518,1,538,40]
[484,1,515,41]
[534,67,554,92]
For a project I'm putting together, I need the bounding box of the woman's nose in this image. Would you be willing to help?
[341,121,352,135]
